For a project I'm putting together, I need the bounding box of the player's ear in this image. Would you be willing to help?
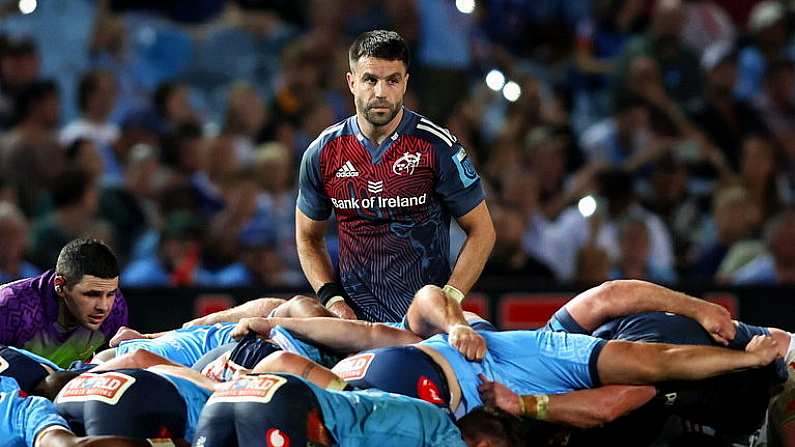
[346,71,355,94]
[54,275,65,296]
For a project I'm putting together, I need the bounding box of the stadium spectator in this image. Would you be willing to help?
[254,142,300,275]
[296,30,494,321]
[0,201,40,283]
[610,215,677,283]
[123,211,209,287]
[571,0,644,128]
[64,137,105,181]
[59,70,119,151]
[161,122,224,218]
[754,58,795,165]
[152,81,198,131]
[0,238,127,368]
[483,205,554,280]
[738,134,784,221]
[97,144,160,262]
[210,228,300,287]
[694,42,769,172]
[0,80,65,217]
[413,0,471,123]
[691,186,758,280]
[0,37,40,129]
[205,168,264,265]
[731,209,795,284]
[579,94,654,168]
[575,243,611,284]
[614,0,702,110]
[28,169,108,270]
[735,0,790,101]
[680,0,735,54]
[203,134,240,190]
[221,81,267,165]
[597,170,675,272]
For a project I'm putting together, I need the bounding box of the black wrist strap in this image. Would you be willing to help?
[317,282,345,306]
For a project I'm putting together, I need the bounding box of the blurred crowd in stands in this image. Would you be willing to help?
[0,0,793,288]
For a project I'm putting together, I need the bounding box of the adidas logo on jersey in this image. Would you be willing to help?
[336,161,359,177]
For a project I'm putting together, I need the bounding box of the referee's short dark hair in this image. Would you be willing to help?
[348,30,410,70]
[56,239,120,287]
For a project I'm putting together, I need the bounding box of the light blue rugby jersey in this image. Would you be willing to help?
[0,376,70,447]
[303,376,466,447]
[116,323,238,367]
[420,328,606,418]
[269,326,343,368]
[155,372,212,443]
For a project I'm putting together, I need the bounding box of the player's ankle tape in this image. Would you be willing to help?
[147,439,176,447]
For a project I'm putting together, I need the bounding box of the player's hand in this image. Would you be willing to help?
[449,324,486,361]
[328,301,358,320]
[696,302,735,345]
[478,374,522,417]
[231,317,271,340]
[109,326,145,347]
[746,335,781,367]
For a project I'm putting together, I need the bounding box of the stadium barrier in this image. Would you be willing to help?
[126,280,795,332]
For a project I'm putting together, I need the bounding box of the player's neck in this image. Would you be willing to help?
[356,108,404,145]
[56,300,79,330]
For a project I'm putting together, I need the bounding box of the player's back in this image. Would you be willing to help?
[307,378,466,447]
[593,312,714,345]
[154,370,213,443]
[116,323,237,367]
[421,328,604,417]
[0,376,69,447]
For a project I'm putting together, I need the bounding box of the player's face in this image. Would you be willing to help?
[59,275,119,330]
[347,57,408,127]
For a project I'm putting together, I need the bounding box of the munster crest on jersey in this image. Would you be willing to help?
[392,152,421,176]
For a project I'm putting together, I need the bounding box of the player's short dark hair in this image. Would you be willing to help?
[77,69,108,113]
[348,30,410,70]
[56,238,120,286]
[456,407,525,447]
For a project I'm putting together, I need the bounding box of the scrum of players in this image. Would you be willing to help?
[2,279,795,447]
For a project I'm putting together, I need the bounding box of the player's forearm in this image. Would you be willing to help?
[567,280,711,331]
[523,386,656,428]
[644,343,770,382]
[199,298,283,324]
[447,203,495,295]
[406,285,470,338]
[296,234,336,292]
[265,317,420,353]
[446,236,491,295]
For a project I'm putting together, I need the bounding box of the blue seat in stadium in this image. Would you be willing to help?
[128,18,194,86]
[195,27,258,83]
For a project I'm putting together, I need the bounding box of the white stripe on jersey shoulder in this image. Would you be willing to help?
[417,123,453,147]
[308,120,346,149]
[419,117,456,143]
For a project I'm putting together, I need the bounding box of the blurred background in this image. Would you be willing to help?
[0,0,793,329]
